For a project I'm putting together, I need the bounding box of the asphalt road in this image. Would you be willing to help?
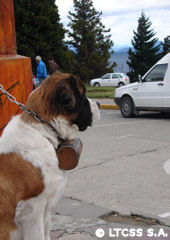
[64,109,170,223]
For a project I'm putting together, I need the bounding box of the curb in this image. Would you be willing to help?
[100,104,120,110]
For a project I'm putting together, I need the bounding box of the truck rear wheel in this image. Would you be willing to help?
[120,96,135,118]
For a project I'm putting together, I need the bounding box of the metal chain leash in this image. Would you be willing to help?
[0,84,61,136]
[0,84,42,122]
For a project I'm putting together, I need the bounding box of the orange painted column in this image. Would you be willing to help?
[0,0,33,135]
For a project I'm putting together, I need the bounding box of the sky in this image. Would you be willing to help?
[56,0,170,50]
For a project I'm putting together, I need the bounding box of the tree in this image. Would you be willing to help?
[162,35,170,55]
[67,0,114,82]
[14,0,71,73]
[127,12,161,82]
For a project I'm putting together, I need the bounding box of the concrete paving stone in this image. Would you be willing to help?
[50,228,170,240]
[75,224,170,240]
[55,196,111,219]
[51,215,74,230]
[51,215,106,233]
[75,224,115,240]
[57,232,94,240]
[51,212,170,240]
[50,213,170,240]
[75,223,145,240]
[50,230,65,239]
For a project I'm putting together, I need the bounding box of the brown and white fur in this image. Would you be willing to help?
[0,72,100,240]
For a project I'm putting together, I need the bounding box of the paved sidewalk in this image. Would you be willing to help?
[50,197,170,240]
[50,102,169,239]
[94,99,120,110]
[94,99,115,105]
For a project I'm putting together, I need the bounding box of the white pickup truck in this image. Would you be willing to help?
[114,53,170,117]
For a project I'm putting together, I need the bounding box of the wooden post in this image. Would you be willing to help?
[0,0,33,135]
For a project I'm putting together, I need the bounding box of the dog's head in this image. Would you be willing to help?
[23,73,100,137]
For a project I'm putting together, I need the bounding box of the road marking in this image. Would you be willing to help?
[159,212,170,218]
[160,159,170,219]
[163,159,170,175]
[95,121,147,128]
[116,135,134,139]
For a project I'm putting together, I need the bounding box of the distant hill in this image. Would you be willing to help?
[110,41,163,74]
[110,47,129,74]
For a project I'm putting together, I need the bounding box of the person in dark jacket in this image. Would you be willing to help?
[48,57,61,75]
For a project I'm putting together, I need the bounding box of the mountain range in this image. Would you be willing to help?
[110,46,130,74]
[110,41,163,74]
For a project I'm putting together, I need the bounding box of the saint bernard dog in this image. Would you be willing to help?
[0,72,100,240]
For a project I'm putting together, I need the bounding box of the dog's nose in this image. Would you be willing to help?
[96,101,100,109]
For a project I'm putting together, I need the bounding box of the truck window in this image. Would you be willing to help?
[143,64,168,82]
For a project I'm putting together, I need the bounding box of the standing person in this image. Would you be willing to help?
[48,56,61,75]
[36,56,47,84]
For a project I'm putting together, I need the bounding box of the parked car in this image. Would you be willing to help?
[90,73,130,87]
[114,53,170,117]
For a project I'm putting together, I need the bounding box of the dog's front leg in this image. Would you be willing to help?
[14,198,46,240]
[22,216,45,240]
[44,202,52,240]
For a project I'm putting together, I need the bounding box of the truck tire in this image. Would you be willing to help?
[120,96,134,118]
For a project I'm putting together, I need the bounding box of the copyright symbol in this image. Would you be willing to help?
[95,228,105,238]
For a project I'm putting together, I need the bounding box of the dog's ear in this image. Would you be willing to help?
[53,86,76,112]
